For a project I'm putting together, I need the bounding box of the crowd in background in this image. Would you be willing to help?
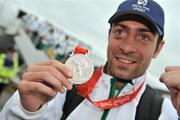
[18,11,92,63]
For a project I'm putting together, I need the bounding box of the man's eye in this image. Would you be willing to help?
[138,34,149,41]
[114,29,126,38]
[115,30,122,35]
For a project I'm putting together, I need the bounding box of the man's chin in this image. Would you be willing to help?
[115,78,132,83]
[113,72,135,80]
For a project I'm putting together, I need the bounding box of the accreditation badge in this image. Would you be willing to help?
[65,46,94,84]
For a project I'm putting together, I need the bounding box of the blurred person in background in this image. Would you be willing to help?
[0,47,19,95]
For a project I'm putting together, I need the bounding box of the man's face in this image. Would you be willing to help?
[107,20,164,80]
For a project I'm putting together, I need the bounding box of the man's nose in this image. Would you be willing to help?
[119,35,137,54]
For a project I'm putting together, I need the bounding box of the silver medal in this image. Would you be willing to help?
[65,54,94,84]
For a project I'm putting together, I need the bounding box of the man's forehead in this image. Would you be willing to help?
[112,19,157,35]
[113,20,150,30]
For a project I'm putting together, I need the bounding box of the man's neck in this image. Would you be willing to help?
[115,81,125,90]
[104,63,132,90]
[115,78,133,90]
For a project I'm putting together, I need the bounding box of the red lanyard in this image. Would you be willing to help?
[76,67,144,109]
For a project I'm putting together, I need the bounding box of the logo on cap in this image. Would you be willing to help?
[132,0,150,12]
[137,0,148,6]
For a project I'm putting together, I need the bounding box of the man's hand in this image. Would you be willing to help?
[160,66,180,116]
[18,60,73,112]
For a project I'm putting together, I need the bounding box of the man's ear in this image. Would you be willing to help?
[153,40,165,58]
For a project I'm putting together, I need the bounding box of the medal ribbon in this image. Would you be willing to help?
[76,67,144,109]
[74,46,88,54]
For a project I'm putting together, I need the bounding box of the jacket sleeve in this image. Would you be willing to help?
[158,98,179,120]
[0,91,67,120]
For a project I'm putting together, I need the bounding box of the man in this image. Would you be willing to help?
[0,47,19,95]
[0,0,178,119]
[160,66,180,116]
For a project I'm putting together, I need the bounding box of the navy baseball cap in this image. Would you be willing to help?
[108,0,164,37]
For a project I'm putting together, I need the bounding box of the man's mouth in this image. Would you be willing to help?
[116,56,137,64]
